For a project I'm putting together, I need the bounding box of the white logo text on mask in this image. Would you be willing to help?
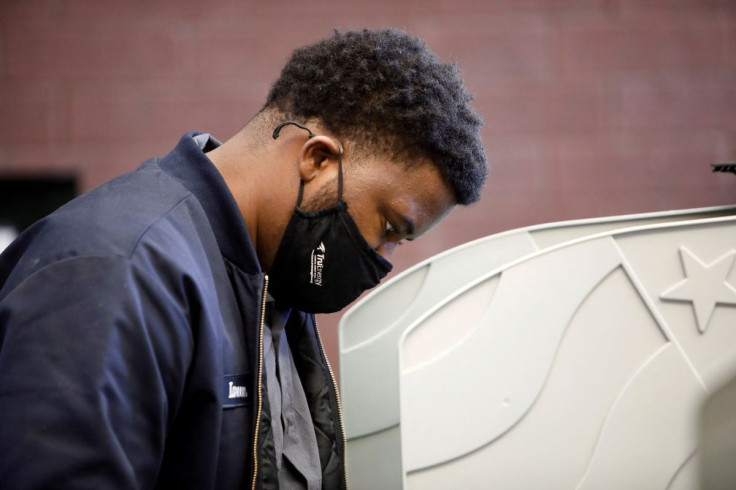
[310,241,326,286]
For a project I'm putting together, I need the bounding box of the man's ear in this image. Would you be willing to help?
[297,136,342,182]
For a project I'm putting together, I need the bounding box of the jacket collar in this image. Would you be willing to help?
[158,132,262,275]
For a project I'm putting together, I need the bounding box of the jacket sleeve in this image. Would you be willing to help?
[0,255,194,489]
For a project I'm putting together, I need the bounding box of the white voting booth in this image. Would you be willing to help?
[338,206,736,489]
[0,226,17,254]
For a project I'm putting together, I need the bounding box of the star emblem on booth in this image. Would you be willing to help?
[660,246,736,333]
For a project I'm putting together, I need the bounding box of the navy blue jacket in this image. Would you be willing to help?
[0,134,347,489]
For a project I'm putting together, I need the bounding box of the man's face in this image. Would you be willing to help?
[303,155,456,262]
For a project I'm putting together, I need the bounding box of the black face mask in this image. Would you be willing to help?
[267,121,393,314]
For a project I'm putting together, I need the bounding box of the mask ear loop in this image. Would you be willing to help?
[336,150,344,202]
[272,120,343,207]
[272,120,315,140]
[273,121,315,208]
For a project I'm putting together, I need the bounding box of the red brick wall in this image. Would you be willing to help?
[2,0,735,375]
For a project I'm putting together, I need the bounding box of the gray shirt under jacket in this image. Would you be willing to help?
[264,294,322,490]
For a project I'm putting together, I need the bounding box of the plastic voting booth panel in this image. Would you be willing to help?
[338,205,736,489]
[399,216,736,489]
[0,226,17,254]
[699,369,736,489]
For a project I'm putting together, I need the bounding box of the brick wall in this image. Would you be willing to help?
[2,0,735,375]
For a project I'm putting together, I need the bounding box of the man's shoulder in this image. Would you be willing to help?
[46,160,200,254]
[0,160,215,292]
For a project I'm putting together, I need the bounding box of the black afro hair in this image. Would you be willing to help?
[264,28,488,205]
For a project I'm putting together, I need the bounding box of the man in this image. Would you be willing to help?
[0,29,486,489]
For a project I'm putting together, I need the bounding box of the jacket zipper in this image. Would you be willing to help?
[312,314,349,490]
[251,274,269,490]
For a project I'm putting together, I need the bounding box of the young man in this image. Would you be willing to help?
[0,29,486,489]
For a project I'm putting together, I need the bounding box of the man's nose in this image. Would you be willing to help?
[374,241,398,261]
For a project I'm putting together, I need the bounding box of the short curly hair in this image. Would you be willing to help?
[264,29,488,205]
